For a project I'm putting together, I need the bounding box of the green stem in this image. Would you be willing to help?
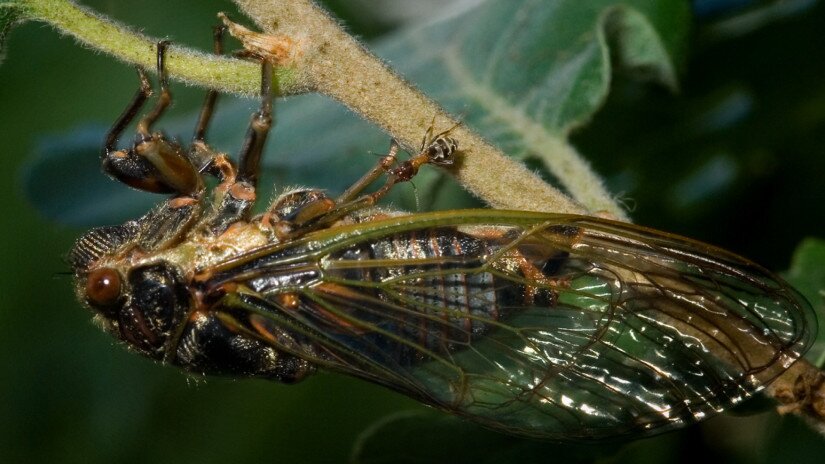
[19,0,299,95]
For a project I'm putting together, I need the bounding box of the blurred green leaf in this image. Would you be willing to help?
[764,413,825,462]
[785,238,825,367]
[572,0,825,267]
[0,1,25,64]
[351,410,619,464]
[22,0,690,226]
[389,0,688,141]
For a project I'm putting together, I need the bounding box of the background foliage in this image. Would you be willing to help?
[1,0,824,462]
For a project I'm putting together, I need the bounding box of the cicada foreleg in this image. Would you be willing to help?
[264,124,461,240]
[95,40,208,252]
[102,41,202,197]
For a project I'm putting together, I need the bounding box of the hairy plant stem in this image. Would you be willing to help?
[18,0,297,95]
[230,0,601,217]
[17,0,618,217]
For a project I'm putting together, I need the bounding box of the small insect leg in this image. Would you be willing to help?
[237,60,274,188]
[277,129,457,237]
[193,26,226,144]
[103,69,152,156]
[336,139,400,203]
[420,115,437,151]
[265,124,458,240]
[136,41,172,137]
[267,139,403,239]
[427,121,462,147]
[190,25,233,178]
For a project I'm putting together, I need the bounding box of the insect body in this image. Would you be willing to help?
[70,37,815,440]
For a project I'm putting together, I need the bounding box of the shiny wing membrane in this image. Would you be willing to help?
[204,210,815,440]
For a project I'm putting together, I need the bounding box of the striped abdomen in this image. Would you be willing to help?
[321,228,561,363]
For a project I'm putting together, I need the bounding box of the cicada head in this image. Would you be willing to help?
[69,220,312,382]
[69,224,190,360]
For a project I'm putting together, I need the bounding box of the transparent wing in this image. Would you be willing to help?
[205,210,815,440]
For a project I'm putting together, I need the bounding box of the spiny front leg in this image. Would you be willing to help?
[102,41,201,196]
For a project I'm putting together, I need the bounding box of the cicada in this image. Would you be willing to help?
[69,36,815,441]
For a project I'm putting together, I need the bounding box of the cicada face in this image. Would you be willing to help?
[70,225,189,360]
[69,216,313,382]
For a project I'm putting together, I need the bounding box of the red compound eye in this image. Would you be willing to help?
[86,267,122,308]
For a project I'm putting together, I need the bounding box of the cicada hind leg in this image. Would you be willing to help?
[205,55,274,235]
[264,120,461,240]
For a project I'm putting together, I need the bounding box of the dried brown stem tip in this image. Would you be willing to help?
[770,359,825,420]
[219,13,305,68]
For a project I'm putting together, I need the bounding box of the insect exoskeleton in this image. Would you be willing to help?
[70,33,815,441]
